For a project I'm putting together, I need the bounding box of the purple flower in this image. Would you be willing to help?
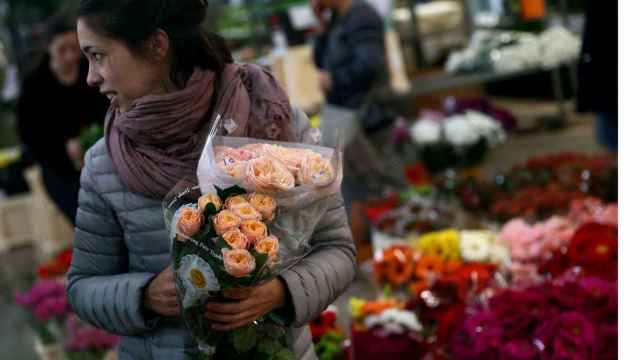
[499,340,539,360]
[534,312,596,360]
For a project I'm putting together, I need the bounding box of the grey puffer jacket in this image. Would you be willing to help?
[67,118,356,359]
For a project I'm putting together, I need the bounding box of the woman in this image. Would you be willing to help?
[66,1,356,359]
[17,15,109,224]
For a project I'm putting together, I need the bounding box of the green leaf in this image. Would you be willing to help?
[251,251,269,279]
[216,185,248,202]
[204,202,219,219]
[256,338,280,355]
[260,323,286,340]
[232,323,258,353]
[272,348,296,360]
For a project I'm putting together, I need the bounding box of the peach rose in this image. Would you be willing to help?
[239,220,268,245]
[224,195,248,209]
[248,193,277,221]
[246,156,295,191]
[221,229,249,250]
[263,145,317,175]
[176,207,203,241]
[217,159,247,180]
[230,203,262,221]
[255,235,279,262]
[222,249,256,278]
[213,210,241,235]
[299,156,335,187]
[197,192,222,213]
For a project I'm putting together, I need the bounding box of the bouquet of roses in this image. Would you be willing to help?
[164,114,342,358]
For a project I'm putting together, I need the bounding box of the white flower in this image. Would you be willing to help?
[177,255,220,308]
[364,308,423,335]
[460,230,493,262]
[465,111,505,147]
[538,26,581,68]
[410,119,441,145]
[489,242,511,266]
[443,115,480,146]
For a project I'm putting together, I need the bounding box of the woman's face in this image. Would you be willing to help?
[77,19,168,112]
[49,31,82,78]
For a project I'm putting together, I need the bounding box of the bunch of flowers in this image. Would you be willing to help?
[310,308,348,360]
[567,197,618,226]
[395,111,505,174]
[349,297,427,360]
[369,194,457,241]
[372,237,504,299]
[64,314,120,360]
[37,248,73,280]
[450,276,617,360]
[490,185,587,221]
[169,186,292,358]
[214,143,335,190]
[446,152,617,218]
[14,280,71,344]
[539,222,618,281]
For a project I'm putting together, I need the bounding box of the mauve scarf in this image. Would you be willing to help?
[105,64,295,199]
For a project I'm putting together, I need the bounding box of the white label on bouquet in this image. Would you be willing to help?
[224,118,238,134]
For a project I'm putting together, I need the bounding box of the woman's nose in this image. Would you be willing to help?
[86,63,101,87]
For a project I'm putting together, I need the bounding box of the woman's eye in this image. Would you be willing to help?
[92,53,103,62]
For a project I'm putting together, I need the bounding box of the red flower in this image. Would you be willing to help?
[404,163,430,186]
[568,223,617,265]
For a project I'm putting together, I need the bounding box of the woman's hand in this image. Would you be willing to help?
[143,266,180,317]
[204,278,287,331]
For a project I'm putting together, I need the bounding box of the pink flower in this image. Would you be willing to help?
[221,229,249,250]
[213,210,241,236]
[176,207,203,241]
[222,249,256,278]
[254,235,279,262]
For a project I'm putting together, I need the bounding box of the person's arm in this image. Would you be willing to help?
[278,193,357,326]
[66,143,158,336]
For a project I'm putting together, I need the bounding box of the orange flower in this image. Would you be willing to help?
[222,249,256,278]
[373,245,415,286]
[221,229,249,250]
[239,220,268,245]
[361,299,403,317]
[176,207,203,241]
[225,195,248,209]
[248,193,277,221]
[213,210,241,236]
[414,255,445,280]
[230,203,262,221]
[255,235,279,262]
[197,192,222,213]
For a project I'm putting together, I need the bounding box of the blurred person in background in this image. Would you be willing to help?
[310,0,394,251]
[577,0,617,153]
[16,14,109,224]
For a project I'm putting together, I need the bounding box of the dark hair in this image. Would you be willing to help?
[47,14,76,44]
[78,0,232,86]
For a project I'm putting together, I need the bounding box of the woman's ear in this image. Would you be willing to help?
[146,29,170,62]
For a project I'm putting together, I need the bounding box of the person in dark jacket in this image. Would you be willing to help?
[576,0,617,152]
[16,15,109,224]
[312,0,386,110]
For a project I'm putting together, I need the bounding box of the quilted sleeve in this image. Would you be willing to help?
[66,141,158,336]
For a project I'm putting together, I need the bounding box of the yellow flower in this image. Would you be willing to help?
[197,192,222,213]
[349,298,366,319]
[412,229,460,260]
